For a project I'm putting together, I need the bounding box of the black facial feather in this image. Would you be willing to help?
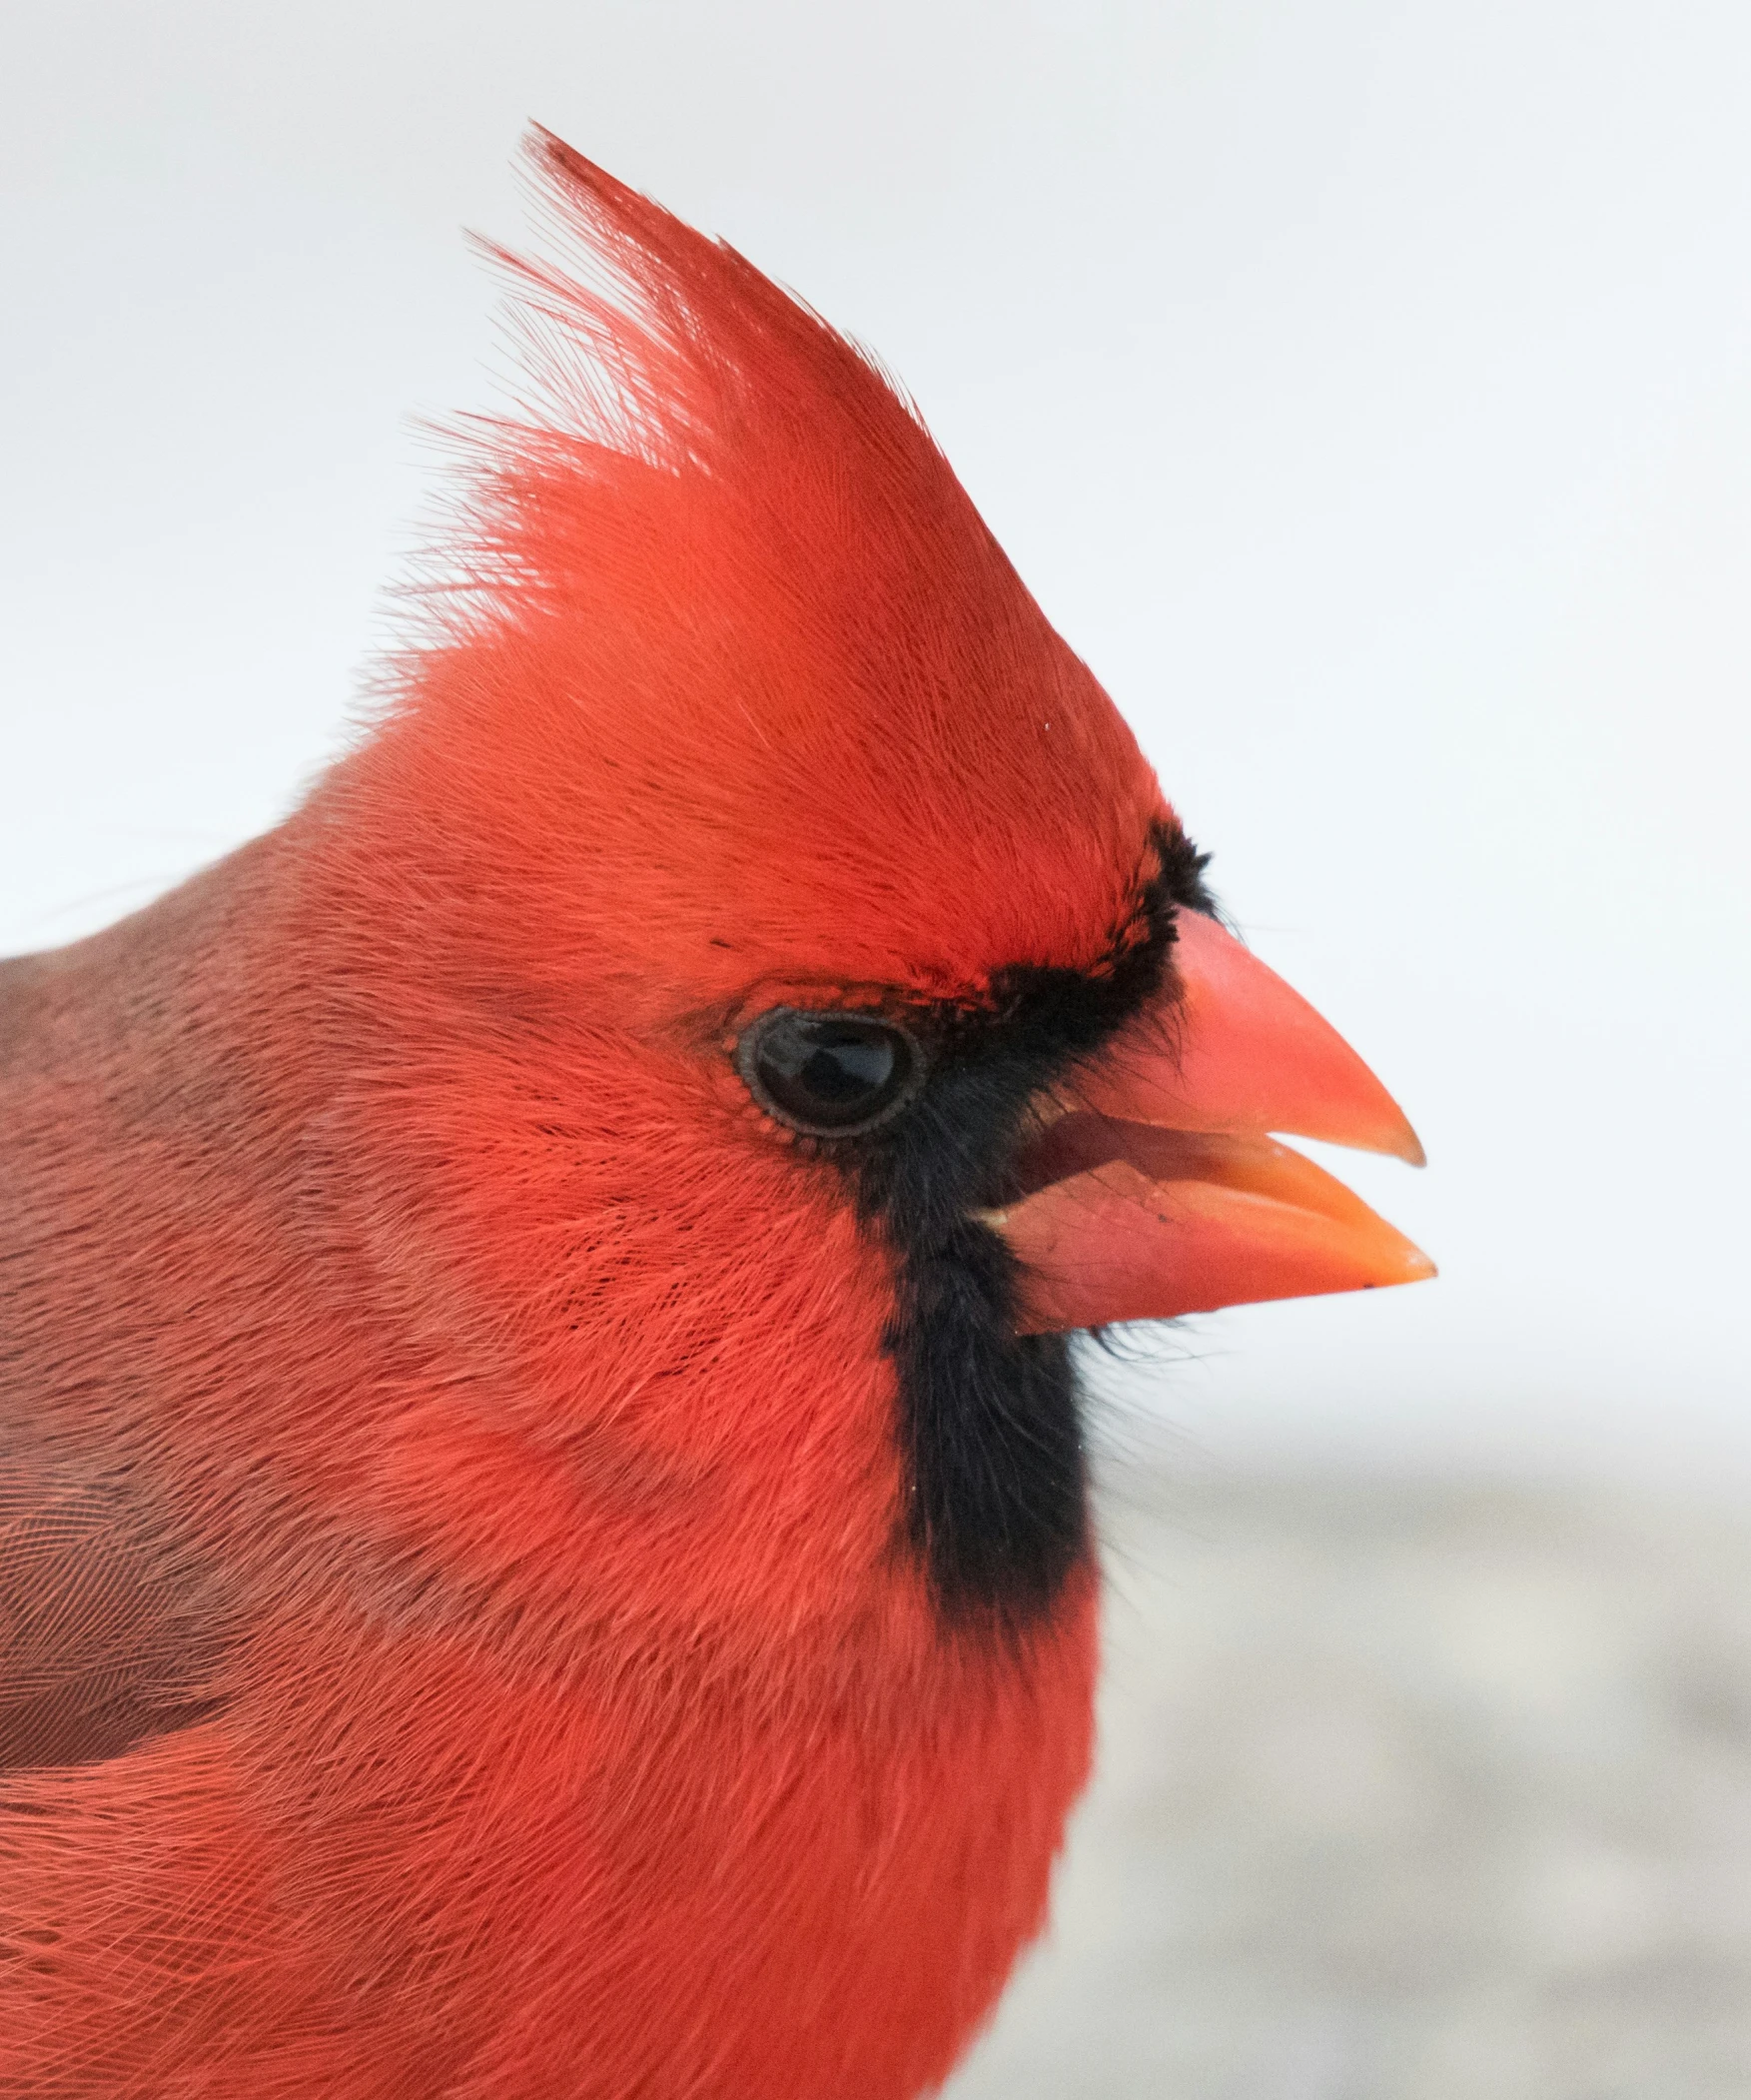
[834,818,1211,1631]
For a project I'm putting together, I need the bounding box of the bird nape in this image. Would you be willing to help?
[0,129,1430,2100]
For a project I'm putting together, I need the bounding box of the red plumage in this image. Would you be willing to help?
[0,137,1152,2096]
[0,134,1429,2095]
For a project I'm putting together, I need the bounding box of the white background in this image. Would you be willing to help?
[3,2,1747,1486]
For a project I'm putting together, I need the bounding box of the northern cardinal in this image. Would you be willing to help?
[0,134,1430,2098]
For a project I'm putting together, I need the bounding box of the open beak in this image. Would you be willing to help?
[987,910,1435,1334]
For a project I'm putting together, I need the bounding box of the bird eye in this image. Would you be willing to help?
[736,1008,923,1138]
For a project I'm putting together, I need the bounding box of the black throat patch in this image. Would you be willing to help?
[838,820,1214,1632]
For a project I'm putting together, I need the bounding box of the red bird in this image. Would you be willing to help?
[0,136,1430,2097]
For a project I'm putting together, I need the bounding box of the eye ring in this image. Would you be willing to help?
[736,1007,926,1139]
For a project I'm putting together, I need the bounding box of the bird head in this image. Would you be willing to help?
[294,134,1430,1640]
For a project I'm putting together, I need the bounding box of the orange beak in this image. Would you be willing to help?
[989,910,1435,1334]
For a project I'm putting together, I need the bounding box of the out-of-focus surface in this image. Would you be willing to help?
[948,1463,1751,2100]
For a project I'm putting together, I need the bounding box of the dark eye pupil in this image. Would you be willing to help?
[741,1010,919,1135]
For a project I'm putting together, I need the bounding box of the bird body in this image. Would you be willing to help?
[1,838,1096,2098]
[0,136,1428,2096]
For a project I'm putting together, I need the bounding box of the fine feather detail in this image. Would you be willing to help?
[0,132,1198,2097]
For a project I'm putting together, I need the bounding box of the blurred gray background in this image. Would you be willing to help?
[4,5,1749,2093]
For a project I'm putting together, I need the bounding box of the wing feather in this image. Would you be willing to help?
[0,1455,227,1772]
